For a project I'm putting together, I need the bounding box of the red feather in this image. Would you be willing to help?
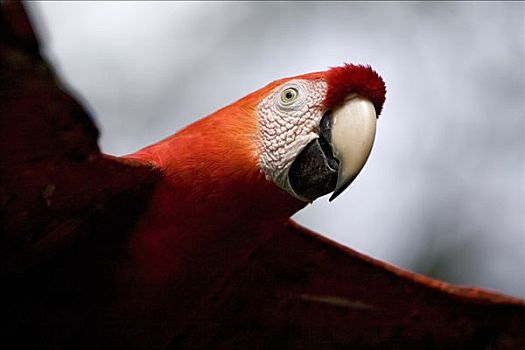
[324,63,387,115]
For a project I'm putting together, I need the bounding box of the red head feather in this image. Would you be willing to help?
[324,64,386,116]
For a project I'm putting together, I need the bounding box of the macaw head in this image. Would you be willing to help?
[242,63,386,202]
[135,64,385,207]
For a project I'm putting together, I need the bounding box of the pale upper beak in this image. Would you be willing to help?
[329,94,377,201]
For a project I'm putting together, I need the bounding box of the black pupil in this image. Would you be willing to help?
[285,91,293,99]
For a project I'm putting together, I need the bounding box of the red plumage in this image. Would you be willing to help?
[324,63,386,115]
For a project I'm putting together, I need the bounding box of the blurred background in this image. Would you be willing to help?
[26,2,524,298]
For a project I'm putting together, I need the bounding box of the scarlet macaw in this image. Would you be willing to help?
[1,2,524,349]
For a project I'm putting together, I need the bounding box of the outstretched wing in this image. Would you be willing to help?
[0,1,159,273]
[173,220,525,349]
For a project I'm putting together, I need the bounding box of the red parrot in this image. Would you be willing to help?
[1,2,524,349]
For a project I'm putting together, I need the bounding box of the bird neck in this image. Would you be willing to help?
[100,106,306,344]
[124,111,306,283]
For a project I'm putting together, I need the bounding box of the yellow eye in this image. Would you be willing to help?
[280,87,299,105]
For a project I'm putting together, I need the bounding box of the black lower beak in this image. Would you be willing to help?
[288,112,339,201]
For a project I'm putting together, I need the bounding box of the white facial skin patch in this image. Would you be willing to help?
[257,79,328,200]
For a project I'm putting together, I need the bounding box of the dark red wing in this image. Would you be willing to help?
[0,1,159,273]
[173,220,525,349]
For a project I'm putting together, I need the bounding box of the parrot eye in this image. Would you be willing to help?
[280,87,299,105]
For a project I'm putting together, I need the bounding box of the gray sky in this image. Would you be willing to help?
[27,2,524,298]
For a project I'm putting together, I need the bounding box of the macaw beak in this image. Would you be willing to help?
[329,94,377,200]
[288,94,377,201]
